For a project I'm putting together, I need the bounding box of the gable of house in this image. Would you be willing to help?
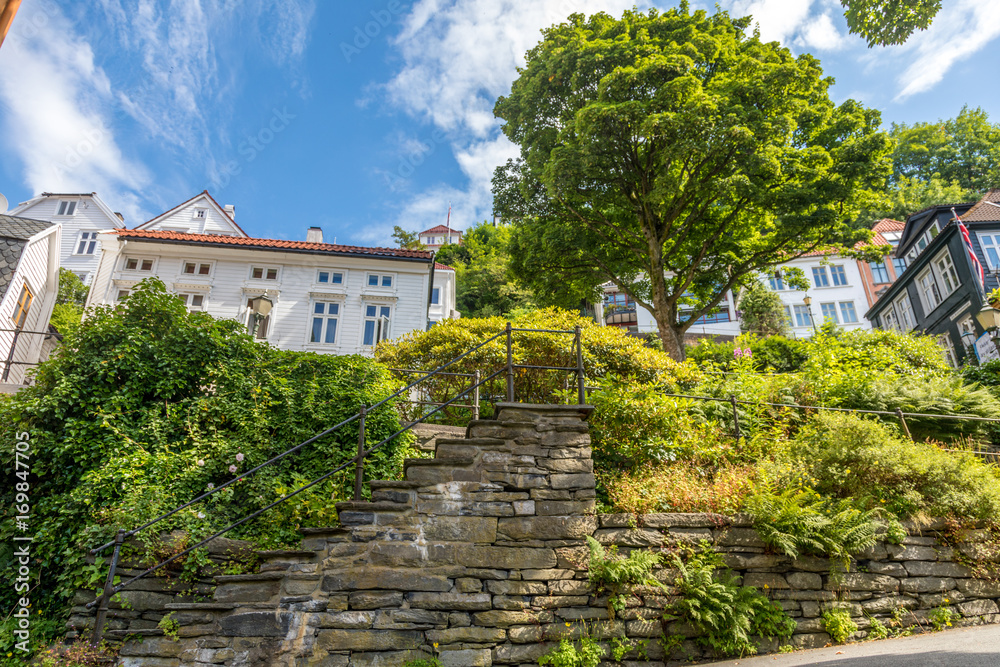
[135,191,246,237]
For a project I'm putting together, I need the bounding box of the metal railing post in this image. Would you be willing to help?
[2,328,20,382]
[505,322,514,402]
[574,326,585,405]
[91,528,125,646]
[895,408,913,441]
[730,395,741,443]
[354,406,366,501]
[472,370,481,421]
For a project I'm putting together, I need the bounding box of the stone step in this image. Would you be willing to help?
[334,500,412,512]
[435,437,508,459]
[369,480,423,489]
[256,549,318,561]
[213,571,287,584]
[403,456,481,484]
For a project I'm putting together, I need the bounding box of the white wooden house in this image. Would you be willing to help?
[85,192,457,354]
[9,192,125,286]
[418,224,462,251]
[0,214,61,388]
[429,262,460,325]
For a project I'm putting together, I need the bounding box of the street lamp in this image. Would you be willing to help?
[975,304,1000,332]
[248,296,273,338]
[802,294,817,334]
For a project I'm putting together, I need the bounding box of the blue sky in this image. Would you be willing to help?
[1,0,998,246]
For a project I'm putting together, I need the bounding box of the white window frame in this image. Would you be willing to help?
[116,288,131,302]
[366,273,395,288]
[892,294,914,330]
[123,256,157,272]
[431,287,441,305]
[830,264,848,287]
[792,304,812,328]
[178,293,206,311]
[767,271,785,291]
[75,231,99,255]
[811,266,830,288]
[958,315,976,337]
[932,249,960,298]
[309,300,341,346]
[881,306,899,332]
[182,261,214,277]
[362,303,393,347]
[316,269,345,285]
[936,334,958,368]
[819,302,839,324]
[782,305,792,327]
[193,208,208,219]
[979,233,1000,270]
[56,200,77,216]
[916,267,941,314]
[249,265,281,281]
[839,301,859,324]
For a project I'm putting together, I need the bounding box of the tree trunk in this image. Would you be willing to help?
[658,324,686,362]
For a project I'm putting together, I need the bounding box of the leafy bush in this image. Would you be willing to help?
[961,359,1000,390]
[600,462,758,515]
[744,489,892,565]
[800,328,950,382]
[537,637,603,667]
[738,282,788,337]
[587,378,728,468]
[0,279,412,660]
[821,608,858,643]
[928,604,957,631]
[375,308,701,417]
[687,335,808,373]
[668,547,795,657]
[790,413,1000,520]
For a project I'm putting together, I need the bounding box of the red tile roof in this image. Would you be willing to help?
[420,225,462,235]
[435,262,455,271]
[959,189,1000,222]
[111,229,434,261]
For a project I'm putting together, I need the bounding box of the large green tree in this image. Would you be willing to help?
[494,7,892,360]
[440,221,535,318]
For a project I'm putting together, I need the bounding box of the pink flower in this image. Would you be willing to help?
[734,348,743,358]
[235,453,244,462]
[744,348,752,358]
[229,464,237,474]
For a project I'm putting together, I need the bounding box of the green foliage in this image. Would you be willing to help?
[668,546,795,657]
[56,268,89,306]
[586,378,726,469]
[586,536,663,616]
[928,604,957,631]
[800,328,949,384]
[687,336,808,373]
[158,612,180,641]
[840,0,940,47]
[391,226,426,251]
[821,608,858,643]
[375,308,700,418]
[49,302,84,336]
[961,359,1000,390]
[867,616,890,640]
[537,637,603,667]
[738,283,788,337]
[744,489,888,565]
[494,6,892,359]
[0,279,411,659]
[402,659,443,667]
[791,413,1000,521]
[447,221,536,318]
[859,175,976,227]
[889,106,1000,193]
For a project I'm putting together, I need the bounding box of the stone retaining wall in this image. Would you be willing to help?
[108,403,1000,667]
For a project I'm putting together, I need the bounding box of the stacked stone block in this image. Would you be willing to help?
[107,403,1000,667]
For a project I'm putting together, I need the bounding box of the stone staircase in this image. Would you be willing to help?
[117,403,598,667]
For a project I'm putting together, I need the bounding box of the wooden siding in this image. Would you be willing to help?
[88,238,435,355]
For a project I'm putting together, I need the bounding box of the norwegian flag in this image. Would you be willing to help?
[954,207,984,289]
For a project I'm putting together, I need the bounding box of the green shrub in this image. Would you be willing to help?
[791,413,1000,520]
[867,616,890,640]
[821,608,858,643]
[800,328,950,382]
[375,308,701,417]
[744,488,893,565]
[687,335,808,373]
[537,636,603,667]
[402,659,443,667]
[668,546,796,657]
[961,359,1000,390]
[0,279,412,661]
[587,378,729,469]
[928,604,957,631]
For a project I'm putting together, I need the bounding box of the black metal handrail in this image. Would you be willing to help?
[86,323,587,644]
[0,328,62,382]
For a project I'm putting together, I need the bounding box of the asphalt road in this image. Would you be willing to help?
[708,625,1000,666]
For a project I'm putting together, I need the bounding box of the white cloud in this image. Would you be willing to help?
[0,0,151,221]
[729,0,815,45]
[893,0,1000,100]
[795,11,847,51]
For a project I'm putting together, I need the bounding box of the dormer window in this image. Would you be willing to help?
[193,208,207,219]
[57,200,77,216]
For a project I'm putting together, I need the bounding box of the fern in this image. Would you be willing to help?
[586,536,663,617]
